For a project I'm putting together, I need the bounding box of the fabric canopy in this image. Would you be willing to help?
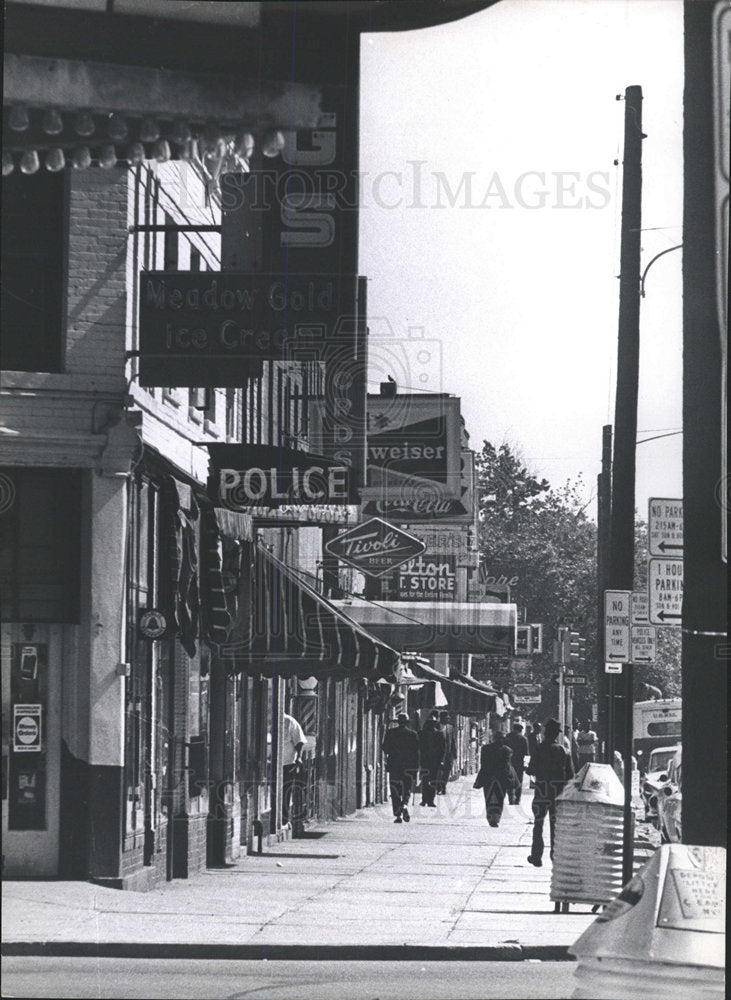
[329,599,517,655]
[406,658,497,716]
[218,544,400,682]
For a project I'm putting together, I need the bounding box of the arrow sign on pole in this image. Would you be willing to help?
[648,557,683,626]
[631,625,656,663]
[631,591,650,625]
[604,590,631,659]
[648,498,683,557]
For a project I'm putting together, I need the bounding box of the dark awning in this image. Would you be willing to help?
[406,659,497,716]
[329,599,517,655]
[219,543,399,682]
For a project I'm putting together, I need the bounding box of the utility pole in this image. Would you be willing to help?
[596,424,612,761]
[609,86,643,885]
[681,0,727,847]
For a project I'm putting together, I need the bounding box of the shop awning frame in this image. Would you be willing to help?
[329,598,517,655]
[405,658,498,717]
[218,542,400,682]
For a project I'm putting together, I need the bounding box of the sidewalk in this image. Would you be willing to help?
[2,778,608,961]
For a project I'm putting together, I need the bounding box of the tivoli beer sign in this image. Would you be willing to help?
[325,517,426,578]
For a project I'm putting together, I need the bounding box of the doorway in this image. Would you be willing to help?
[1,623,62,876]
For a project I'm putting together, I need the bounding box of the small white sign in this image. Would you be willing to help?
[605,662,623,674]
[648,498,683,557]
[648,557,683,626]
[631,591,650,625]
[13,703,42,753]
[631,625,657,662]
[604,590,631,660]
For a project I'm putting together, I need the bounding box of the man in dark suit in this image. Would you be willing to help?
[504,722,530,804]
[526,718,574,866]
[382,713,420,823]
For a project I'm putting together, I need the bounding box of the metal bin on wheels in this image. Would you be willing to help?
[551,763,626,912]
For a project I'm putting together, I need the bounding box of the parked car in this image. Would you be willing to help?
[656,747,682,843]
[641,745,681,824]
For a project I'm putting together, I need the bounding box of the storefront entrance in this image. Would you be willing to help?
[1,622,63,876]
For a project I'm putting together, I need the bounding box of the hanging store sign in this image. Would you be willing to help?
[368,416,450,483]
[512,683,542,704]
[209,444,357,525]
[366,395,460,484]
[362,448,474,523]
[138,272,357,386]
[325,517,426,578]
[395,553,457,601]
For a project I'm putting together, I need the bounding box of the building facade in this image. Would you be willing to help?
[2,0,500,886]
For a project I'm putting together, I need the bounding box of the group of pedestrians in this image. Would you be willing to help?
[381,710,457,823]
[383,712,578,868]
[474,717,575,864]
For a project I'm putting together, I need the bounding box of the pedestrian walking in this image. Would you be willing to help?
[527,721,542,789]
[565,726,580,773]
[526,718,574,866]
[382,713,419,823]
[419,716,446,807]
[474,740,519,827]
[436,710,457,793]
[504,722,530,804]
[281,712,306,827]
[576,720,599,767]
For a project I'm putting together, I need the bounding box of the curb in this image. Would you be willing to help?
[1,942,574,962]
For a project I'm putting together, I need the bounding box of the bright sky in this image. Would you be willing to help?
[360,0,684,522]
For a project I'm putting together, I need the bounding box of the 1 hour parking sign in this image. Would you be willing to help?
[648,558,683,625]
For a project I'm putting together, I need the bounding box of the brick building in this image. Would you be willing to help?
[1,0,498,886]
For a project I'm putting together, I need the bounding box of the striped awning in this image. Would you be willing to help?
[218,542,400,682]
[328,599,517,655]
[406,659,497,716]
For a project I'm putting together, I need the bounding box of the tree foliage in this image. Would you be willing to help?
[475,441,598,722]
[473,440,681,726]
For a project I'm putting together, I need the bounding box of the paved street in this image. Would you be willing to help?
[0,957,576,1000]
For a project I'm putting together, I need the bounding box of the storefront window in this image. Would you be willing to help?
[0,468,81,622]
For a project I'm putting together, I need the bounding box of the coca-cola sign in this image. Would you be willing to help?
[325,517,426,578]
[362,495,469,520]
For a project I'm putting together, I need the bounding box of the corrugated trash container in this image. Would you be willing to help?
[569,844,725,1000]
[551,763,626,908]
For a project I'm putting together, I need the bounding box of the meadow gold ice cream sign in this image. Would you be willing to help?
[139,272,356,386]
